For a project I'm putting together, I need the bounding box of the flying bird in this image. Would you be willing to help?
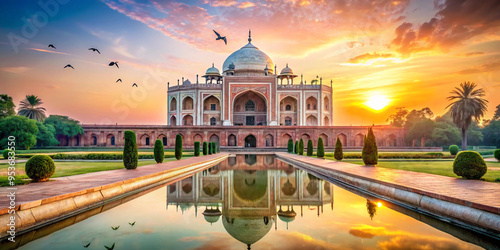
[116,79,122,83]
[48,44,56,49]
[64,64,74,69]
[111,226,120,230]
[83,242,91,248]
[129,221,135,226]
[132,83,138,87]
[109,61,119,68]
[213,30,227,45]
[88,48,100,54]
[104,243,115,250]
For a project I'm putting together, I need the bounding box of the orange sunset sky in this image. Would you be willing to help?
[1,0,499,126]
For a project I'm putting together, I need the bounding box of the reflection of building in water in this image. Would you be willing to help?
[167,156,333,249]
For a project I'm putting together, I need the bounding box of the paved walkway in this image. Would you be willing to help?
[0,154,228,213]
[276,152,500,214]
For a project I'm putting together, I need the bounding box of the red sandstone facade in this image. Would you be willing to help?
[71,33,405,149]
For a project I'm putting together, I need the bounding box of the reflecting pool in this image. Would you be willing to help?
[5,155,499,249]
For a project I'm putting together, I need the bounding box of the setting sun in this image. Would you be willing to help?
[365,95,390,111]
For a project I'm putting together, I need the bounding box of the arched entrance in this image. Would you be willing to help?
[265,134,273,147]
[245,135,257,147]
[233,91,267,126]
[228,134,237,146]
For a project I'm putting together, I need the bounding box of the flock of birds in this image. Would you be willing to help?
[81,221,136,249]
[49,30,227,89]
[48,44,138,88]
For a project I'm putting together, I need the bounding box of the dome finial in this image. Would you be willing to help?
[286,63,288,67]
[248,29,252,43]
[212,62,214,67]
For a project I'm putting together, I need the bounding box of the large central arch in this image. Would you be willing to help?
[233,91,267,126]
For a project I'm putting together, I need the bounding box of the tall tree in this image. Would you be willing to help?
[493,104,500,121]
[18,95,46,122]
[0,94,15,119]
[446,82,488,150]
[0,116,38,150]
[386,107,408,127]
[43,115,83,138]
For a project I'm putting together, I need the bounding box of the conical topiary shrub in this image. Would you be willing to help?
[175,134,183,160]
[317,137,324,158]
[203,142,208,155]
[307,140,313,156]
[299,139,304,155]
[362,127,378,165]
[123,130,138,169]
[154,139,164,163]
[294,141,299,154]
[208,142,213,155]
[194,141,200,156]
[334,137,343,161]
[287,139,294,153]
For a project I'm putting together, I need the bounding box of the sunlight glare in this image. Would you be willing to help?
[365,95,390,111]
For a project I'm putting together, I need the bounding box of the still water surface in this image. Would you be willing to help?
[13,155,497,249]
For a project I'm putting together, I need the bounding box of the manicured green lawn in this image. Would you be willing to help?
[325,158,500,182]
[0,159,172,186]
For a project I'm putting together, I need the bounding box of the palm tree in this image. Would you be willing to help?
[446,82,488,150]
[18,95,47,122]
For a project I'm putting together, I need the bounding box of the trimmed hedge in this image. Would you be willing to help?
[362,127,378,165]
[449,145,459,156]
[123,130,138,169]
[307,140,313,156]
[298,139,304,155]
[154,139,164,163]
[317,138,324,158]
[175,134,182,160]
[287,139,293,153]
[194,141,200,156]
[208,142,213,155]
[334,137,343,161]
[203,142,208,155]
[494,149,500,162]
[453,151,487,179]
[25,155,55,182]
[3,149,12,159]
[294,141,299,154]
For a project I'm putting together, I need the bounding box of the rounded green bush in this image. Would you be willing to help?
[453,151,487,179]
[154,139,164,163]
[123,130,138,169]
[25,155,55,182]
[449,145,459,156]
[494,149,500,162]
[3,149,12,159]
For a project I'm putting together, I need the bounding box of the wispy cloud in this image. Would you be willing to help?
[342,52,407,66]
[102,0,411,55]
[0,66,30,74]
[28,48,70,55]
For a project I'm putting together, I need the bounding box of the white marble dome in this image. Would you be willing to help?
[280,64,294,75]
[223,42,274,74]
[205,63,220,75]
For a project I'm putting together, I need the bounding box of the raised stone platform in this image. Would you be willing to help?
[0,153,228,238]
[275,152,500,238]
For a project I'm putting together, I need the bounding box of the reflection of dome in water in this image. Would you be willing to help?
[233,170,268,201]
[281,179,296,196]
[278,206,296,229]
[182,183,192,193]
[306,181,318,196]
[203,183,220,197]
[222,216,272,246]
[203,207,222,225]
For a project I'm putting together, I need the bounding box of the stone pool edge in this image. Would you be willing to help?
[275,153,500,237]
[0,154,228,238]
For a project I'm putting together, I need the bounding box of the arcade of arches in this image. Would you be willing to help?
[80,125,405,148]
